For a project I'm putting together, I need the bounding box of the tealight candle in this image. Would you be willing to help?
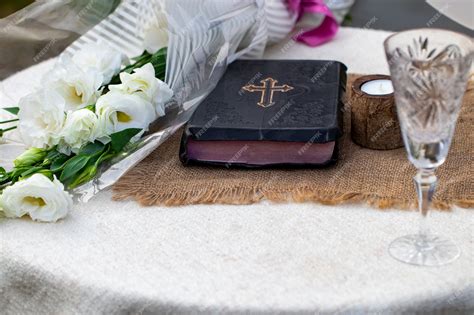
[351,75,403,150]
[360,79,394,95]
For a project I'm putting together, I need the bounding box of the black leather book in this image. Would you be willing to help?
[179,60,347,167]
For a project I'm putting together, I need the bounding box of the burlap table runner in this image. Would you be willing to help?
[113,74,474,210]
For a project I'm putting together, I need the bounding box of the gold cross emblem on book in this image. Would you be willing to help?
[242,77,294,108]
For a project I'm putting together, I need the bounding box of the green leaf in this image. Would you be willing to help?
[60,155,91,183]
[152,47,167,57]
[4,166,47,183]
[45,149,60,160]
[58,142,109,187]
[150,47,167,80]
[110,128,141,153]
[43,149,68,168]
[131,51,152,62]
[68,145,113,189]
[50,154,70,173]
[79,142,105,156]
[96,144,113,165]
[45,149,64,161]
[8,168,22,184]
[3,107,19,115]
[0,167,9,184]
[68,165,98,189]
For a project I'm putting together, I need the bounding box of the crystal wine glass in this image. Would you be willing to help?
[384,29,473,266]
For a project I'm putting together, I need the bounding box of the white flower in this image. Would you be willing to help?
[96,91,156,140]
[144,12,169,54]
[71,42,127,85]
[45,63,103,111]
[59,109,102,154]
[0,174,73,222]
[109,63,173,117]
[109,63,157,101]
[18,90,66,149]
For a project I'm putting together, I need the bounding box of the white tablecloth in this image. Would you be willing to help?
[1,27,473,314]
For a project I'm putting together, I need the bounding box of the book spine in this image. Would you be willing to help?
[337,63,348,136]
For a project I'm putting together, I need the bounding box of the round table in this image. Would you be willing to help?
[1,27,473,314]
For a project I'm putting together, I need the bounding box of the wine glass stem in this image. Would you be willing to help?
[414,168,437,237]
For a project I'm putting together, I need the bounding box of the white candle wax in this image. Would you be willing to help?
[360,79,394,95]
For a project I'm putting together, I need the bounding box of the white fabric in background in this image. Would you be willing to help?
[1,27,473,314]
[264,27,391,75]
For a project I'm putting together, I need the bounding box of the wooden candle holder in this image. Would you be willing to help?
[351,75,404,150]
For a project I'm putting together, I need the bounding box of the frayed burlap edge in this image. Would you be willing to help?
[112,182,473,210]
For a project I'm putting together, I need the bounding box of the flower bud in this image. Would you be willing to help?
[14,148,47,168]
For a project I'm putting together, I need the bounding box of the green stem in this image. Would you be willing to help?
[0,126,17,136]
[0,118,19,124]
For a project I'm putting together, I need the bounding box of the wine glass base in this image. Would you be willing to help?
[389,234,460,266]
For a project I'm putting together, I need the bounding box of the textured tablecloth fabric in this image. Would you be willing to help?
[0,27,473,314]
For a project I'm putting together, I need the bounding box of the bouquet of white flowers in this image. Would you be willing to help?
[0,42,171,221]
[0,0,267,222]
